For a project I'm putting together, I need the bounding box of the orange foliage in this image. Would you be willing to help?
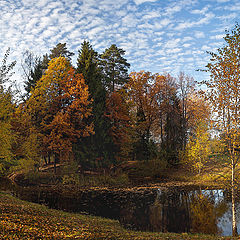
[26,57,93,161]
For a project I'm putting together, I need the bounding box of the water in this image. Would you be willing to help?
[119,187,237,236]
[3,179,238,236]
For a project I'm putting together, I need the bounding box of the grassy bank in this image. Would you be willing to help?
[0,192,233,239]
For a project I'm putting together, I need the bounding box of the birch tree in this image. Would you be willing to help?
[204,23,240,237]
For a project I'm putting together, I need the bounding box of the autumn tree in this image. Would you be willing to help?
[126,71,162,161]
[99,44,130,92]
[26,57,93,172]
[177,72,196,149]
[105,91,132,162]
[203,23,240,237]
[185,121,211,174]
[155,74,183,165]
[0,49,16,174]
[0,89,15,174]
[11,105,41,171]
[41,43,74,71]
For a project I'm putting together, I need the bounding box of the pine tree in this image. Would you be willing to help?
[99,44,130,92]
[76,41,115,168]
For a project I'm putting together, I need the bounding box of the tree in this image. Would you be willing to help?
[0,48,16,175]
[76,41,114,169]
[203,23,240,237]
[26,57,93,172]
[49,43,74,61]
[99,44,130,92]
[105,91,132,162]
[177,72,196,149]
[163,90,183,165]
[126,71,162,161]
[0,48,16,85]
[21,50,43,98]
[185,121,211,174]
[0,89,15,174]
[41,43,74,71]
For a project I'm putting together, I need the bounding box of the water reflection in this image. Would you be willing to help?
[120,188,232,235]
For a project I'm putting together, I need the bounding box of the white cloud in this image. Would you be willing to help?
[216,0,230,2]
[183,43,191,48]
[195,31,205,38]
[133,0,157,5]
[210,34,225,40]
[191,6,209,15]
[183,36,194,42]
[164,38,181,49]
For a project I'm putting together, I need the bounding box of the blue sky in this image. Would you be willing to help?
[0,0,239,85]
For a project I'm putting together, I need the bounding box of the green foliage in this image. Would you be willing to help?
[75,41,116,169]
[99,44,130,92]
[22,50,43,97]
[162,93,183,165]
[49,42,74,61]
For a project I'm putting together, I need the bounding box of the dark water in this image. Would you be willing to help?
[1,178,237,236]
[118,188,236,236]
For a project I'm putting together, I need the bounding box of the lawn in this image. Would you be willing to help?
[0,192,234,239]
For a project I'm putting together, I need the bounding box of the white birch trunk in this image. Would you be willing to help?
[232,157,238,237]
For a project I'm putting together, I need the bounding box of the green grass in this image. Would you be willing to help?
[0,191,234,239]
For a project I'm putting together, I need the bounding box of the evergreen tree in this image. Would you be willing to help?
[99,44,130,92]
[41,43,74,72]
[49,43,74,61]
[76,41,115,169]
[22,50,43,98]
[162,93,183,165]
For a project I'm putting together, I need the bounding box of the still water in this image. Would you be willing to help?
[12,183,239,236]
[119,188,238,236]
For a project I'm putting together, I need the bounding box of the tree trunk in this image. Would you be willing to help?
[54,153,60,174]
[232,158,238,237]
[43,156,47,165]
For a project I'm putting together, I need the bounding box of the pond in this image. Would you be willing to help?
[3,179,238,236]
[118,188,235,236]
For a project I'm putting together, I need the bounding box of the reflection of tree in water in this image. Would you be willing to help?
[190,191,227,235]
[149,190,190,233]
[119,189,228,235]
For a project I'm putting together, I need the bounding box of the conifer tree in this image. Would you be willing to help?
[99,44,130,92]
[76,41,115,168]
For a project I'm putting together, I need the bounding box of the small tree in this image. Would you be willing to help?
[185,121,211,174]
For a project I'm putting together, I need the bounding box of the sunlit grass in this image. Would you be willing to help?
[0,192,233,239]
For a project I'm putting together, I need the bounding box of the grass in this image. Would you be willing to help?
[0,191,235,239]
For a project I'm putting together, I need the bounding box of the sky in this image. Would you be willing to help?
[0,0,239,86]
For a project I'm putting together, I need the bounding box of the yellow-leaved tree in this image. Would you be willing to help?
[204,23,240,237]
[185,121,211,174]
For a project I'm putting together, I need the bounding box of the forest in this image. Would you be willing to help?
[1,23,240,238]
[0,41,210,176]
